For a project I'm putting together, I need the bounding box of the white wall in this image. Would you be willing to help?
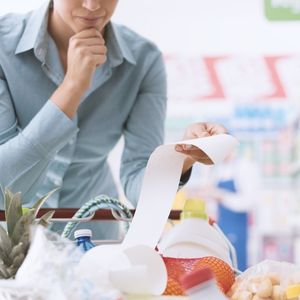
[113,0,300,53]
[3,0,300,53]
[0,0,43,14]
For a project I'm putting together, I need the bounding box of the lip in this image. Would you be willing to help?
[76,16,105,26]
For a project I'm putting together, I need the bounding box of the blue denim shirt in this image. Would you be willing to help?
[0,1,191,239]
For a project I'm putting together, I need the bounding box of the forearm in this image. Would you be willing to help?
[0,101,78,201]
[50,28,107,119]
[0,140,52,208]
[50,80,84,119]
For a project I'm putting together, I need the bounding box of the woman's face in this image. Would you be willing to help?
[52,0,118,34]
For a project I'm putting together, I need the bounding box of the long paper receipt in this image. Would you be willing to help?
[78,134,239,296]
[122,133,239,249]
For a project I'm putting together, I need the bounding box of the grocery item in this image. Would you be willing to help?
[286,284,300,299]
[0,188,56,279]
[163,256,235,295]
[159,199,235,295]
[158,199,232,265]
[179,266,228,299]
[74,229,95,252]
[228,274,286,300]
[227,260,300,300]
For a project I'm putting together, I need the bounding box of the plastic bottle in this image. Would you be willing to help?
[74,229,95,252]
[286,284,300,300]
[158,199,232,266]
[179,266,228,299]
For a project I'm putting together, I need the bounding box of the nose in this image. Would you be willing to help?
[82,0,101,11]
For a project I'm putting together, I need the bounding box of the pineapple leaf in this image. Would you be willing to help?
[4,253,25,279]
[37,210,55,227]
[11,210,35,246]
[0,247,11,267]
[0,251,10,267]
[0,224,12,255]
[4,189,14,212]
[0,188,57,280]
[31,188,59,218]
[0,262,11,279]
[4,189,22,238]
[6,252,26,279]
[9,242,24,262]
[11,252,25,271]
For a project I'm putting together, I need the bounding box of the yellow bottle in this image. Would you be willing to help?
[286,284,300,300]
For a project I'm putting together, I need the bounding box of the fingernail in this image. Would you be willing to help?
[183,144,192,150]
[175,145,182,151]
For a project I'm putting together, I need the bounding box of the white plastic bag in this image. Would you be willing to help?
[0,226,123,300]
[227,260,300,300]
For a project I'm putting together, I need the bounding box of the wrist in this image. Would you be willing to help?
[61,78,86,97]
[50,80,84,119]
[182,156,195,175]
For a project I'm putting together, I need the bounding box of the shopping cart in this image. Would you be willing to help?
[0,195,239,298]
[0,196,182,243]
[0,195,237,270]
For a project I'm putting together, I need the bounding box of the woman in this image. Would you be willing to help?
[0,0,226,238]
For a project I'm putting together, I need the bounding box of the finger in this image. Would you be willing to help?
[181,149,214,165]
[205,123,228,135]
[191,130,210,138]
[175,144,184,152]
[175,145,214,164]
[71,28,103,39]
[93,54,107,65]
[88,45,107,55]
[71,37,105,49]
[176,144,199,151]
[78,37,105,46]
[185,123,210,138]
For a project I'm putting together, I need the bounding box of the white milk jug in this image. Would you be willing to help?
[158,199,232,266]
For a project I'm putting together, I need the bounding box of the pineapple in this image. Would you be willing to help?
[0,188,56,279]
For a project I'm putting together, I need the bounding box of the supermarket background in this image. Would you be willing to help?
[2,0,300,271]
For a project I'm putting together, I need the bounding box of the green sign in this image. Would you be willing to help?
[265,0,300,20]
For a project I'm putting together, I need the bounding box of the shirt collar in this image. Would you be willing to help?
[15,0,51,56]
[15,0,136,66]
[105,22,136,67]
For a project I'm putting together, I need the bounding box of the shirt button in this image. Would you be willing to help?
[36,48,45,58]
[68,139,75,145]
[54,180,61,186]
